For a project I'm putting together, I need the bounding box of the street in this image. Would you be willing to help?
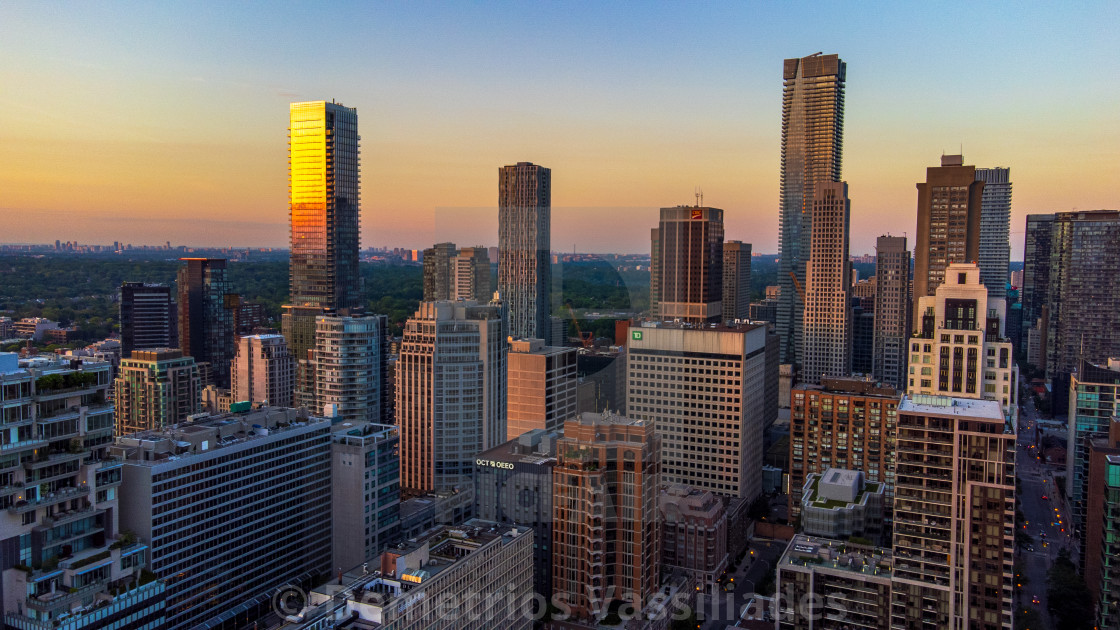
[697,538,785,628]
[1015,390,1077,629]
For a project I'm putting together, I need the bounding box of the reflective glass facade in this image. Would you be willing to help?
[288,101,361,313]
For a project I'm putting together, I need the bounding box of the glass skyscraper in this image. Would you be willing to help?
[287,100,362,312]
[777,53,846,367]
[498,162,551,342]
[176,258,235,387]
[283,101,363,402]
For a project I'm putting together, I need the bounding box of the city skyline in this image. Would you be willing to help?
[2,3,1117,256]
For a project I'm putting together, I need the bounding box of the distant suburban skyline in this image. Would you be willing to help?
[2,2,1117,257]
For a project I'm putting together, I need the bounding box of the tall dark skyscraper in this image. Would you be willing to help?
[498,162,551,341]
[871,235,911,389]
[177,258,235,387]
[1043,210,1120,377]
[1021,213,1055,356]
[975,167,1012,298]
[119,281,177,358]
[913,154,983,308]
[777,53,846,367]
[283,100,363,402]
[651,206,724,324]
[722,240,752,323]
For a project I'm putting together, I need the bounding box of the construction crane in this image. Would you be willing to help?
[567,304,594,348]
[788,271,806,302]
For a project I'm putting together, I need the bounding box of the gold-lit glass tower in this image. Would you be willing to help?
[287,100,362,312]
[283,100,362,405]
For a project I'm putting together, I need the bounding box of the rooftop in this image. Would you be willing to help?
[779,534,892,579]
[112,406,326,465]
[475,432,558,467]
[898,394,1004,421]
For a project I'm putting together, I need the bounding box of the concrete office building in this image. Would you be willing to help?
[776,535,894,630]
[802,181,851,385]
[473,429,557,599]
[498,162,551,342]
[659,484,728,592]
[907,263,1018,420]
[231,333,294,408]
[975,167,1012,299]
[722,240,752,323]
[650,206,724,324]
[913,155,983,311]
[119,282,176,358]
[176,258,235,388]
[113,349,201,434]
[872,236,911,389]
[1066,358,1120,532]
[799,468,885,544]
[115,407,332,630]
[451,246,492,302]
[313,315,384,424]
[789,377,900,521]
[298,521,534,630]
[506,338,577,440]
[552,412,660,623]
[626,322,776,499]
[331,421,401,574]
[890,395,1015,630]
[777,52,846,366]
[0,353,165,630]
[398,301,506,495]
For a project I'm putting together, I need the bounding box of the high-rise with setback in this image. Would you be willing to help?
[651,206,725,324]
[283,101,363,401]
[890,395,1015,630]
[397,301,507,495]
[777,53,846,366]
[872,235,911,389]
[801,181,851,384]
[975,167,1012,299]
[498,162,551,341]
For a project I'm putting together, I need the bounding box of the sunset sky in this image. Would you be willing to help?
[2,2,1116,257]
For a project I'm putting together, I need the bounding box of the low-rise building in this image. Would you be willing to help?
[799,468,885,545]
[114,407,332,630]
[776,534,893,630]
[296,520,534,630]
[659,484,728,591]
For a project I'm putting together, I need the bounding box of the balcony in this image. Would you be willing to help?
[0,439,48,455]
[8,486,89,513]
[25,452,83,470]
[24,581,104,613]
